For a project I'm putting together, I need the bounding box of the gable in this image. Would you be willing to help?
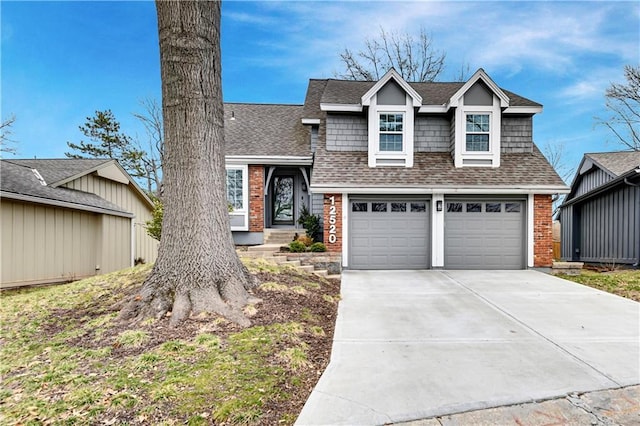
[377,80,406,105]
[464,81,493,106]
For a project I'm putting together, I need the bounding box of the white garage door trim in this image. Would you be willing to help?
[349,198,431,269]
[444,198,526,269]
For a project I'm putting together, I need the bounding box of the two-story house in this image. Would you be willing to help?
[224,68,569,270]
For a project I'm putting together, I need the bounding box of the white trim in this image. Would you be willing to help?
[418,105,448,113]
[264,166,276,195]
[432,193,445,268]
[320,103,362,112]
[0,191,134,217]
[368,93,415,168]
[361,68,422,107]
[310,186,570,195]
[448,68,510,108]
[225,155,313,165]
[504,106,542,114]
[454,95,502,168]
[226,164,249,231]
[301,118,321,125]
[299,167,310,192]
[527,194,534,268]
[342,193,349,268]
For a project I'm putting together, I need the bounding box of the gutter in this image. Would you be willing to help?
[309,185,570,195]
[225,155,313,166]
[0,191,134,218]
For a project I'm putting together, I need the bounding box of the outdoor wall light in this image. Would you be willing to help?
[436,200,443,211]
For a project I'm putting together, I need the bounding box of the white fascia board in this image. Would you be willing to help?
[418,105,448,113]
[301,118,321,125]
[225,156,313,165]
[361,68,422,107]
[0,191,134,218]
[503,106,543,114]
[309,185,570,194]
[320,103,363,112]
[449,68,510,108]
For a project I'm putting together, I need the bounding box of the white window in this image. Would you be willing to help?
[225,165,249,231]
[379,113,404,152]
[465,114,490,152]
[226,168,244,209]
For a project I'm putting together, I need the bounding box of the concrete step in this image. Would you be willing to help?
[282,260,301,268]
[312,269,328,277]
[246,243,282,252]
[272,256,289,264]
[326,274,341,280]
[297,265,315,273]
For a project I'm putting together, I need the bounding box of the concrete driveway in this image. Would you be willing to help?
[295,270,640,425]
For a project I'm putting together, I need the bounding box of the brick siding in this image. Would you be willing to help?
[248,165,264,232]
[323,194,342,253]
[534,194,553,267]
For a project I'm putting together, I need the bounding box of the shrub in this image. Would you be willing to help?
[309,242,327,252]
[297,204,322,241]
[289,240,307,253]
[297,235,314,247]
[146,197,163,241]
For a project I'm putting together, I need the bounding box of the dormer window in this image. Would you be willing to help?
[465,114,490,152]
[379,113,404,152]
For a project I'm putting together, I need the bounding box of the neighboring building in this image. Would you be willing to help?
[559,151,640,266]
[1,158,158,288]
[224,68,569,269]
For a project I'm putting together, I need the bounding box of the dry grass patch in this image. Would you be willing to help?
[558,269,640,302]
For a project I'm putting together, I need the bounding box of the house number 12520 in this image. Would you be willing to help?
[328,195,337,244]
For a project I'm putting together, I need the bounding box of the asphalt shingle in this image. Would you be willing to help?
[5,158,112,186]
[224,103,311,157]
[1,160,130,215]
[586,151,640,177]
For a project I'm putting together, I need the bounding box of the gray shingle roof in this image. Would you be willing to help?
[319,79,541,107]
[5,158,113,186]
[302,80,328,119]
[586,151,640,177]
[310,145,565,189]
[1,160,131,216]
[224,103,311,157]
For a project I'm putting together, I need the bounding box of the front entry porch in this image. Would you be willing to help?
[264,166,311,230]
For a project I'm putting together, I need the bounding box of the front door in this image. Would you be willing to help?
[273,176,295,225]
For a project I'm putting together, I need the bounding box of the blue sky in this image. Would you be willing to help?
[2,1,639,179]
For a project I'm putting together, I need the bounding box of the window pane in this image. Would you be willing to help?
[505,203,521,213]
[226,169,243,210]
[379,113,403,131]
[411,202,426,212]
[466,203,482,212]
[466,114,489,132]
[466,134,489,151]
[372,202,387,212]
[447,202,462,213]
[352,202,367,212]
[486,202,501,213]
[391,202,406,212]
[379,134,403,151]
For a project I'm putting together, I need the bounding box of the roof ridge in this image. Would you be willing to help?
[224,102,303,107]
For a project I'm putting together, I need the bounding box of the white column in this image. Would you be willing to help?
[432,194,445,268]
[342,193,349,268]
[527,193,534,268]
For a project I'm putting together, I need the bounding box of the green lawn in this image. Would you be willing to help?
[558,269,640,302]
[0,260,340,425]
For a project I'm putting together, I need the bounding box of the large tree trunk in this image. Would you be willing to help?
[121,0,256,327]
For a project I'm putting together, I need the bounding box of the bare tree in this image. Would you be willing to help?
[336,26,446,82]
[597,65,640,150]
[0,115,17,154]
[120,0,257,327]
[542,140,574,214]
[133,98,164,196]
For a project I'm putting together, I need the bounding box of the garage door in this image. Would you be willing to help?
[349,200,430,269]
[445,200,524,269]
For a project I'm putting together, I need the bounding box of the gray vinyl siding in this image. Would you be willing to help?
[311,192,324,242]
[574,169,614,197]
[561,185,639,264]
[449,115,456,155]
[326,115,368,151]
[501,116,533,153]
[560,204,574,260]
[415,116,449,152]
